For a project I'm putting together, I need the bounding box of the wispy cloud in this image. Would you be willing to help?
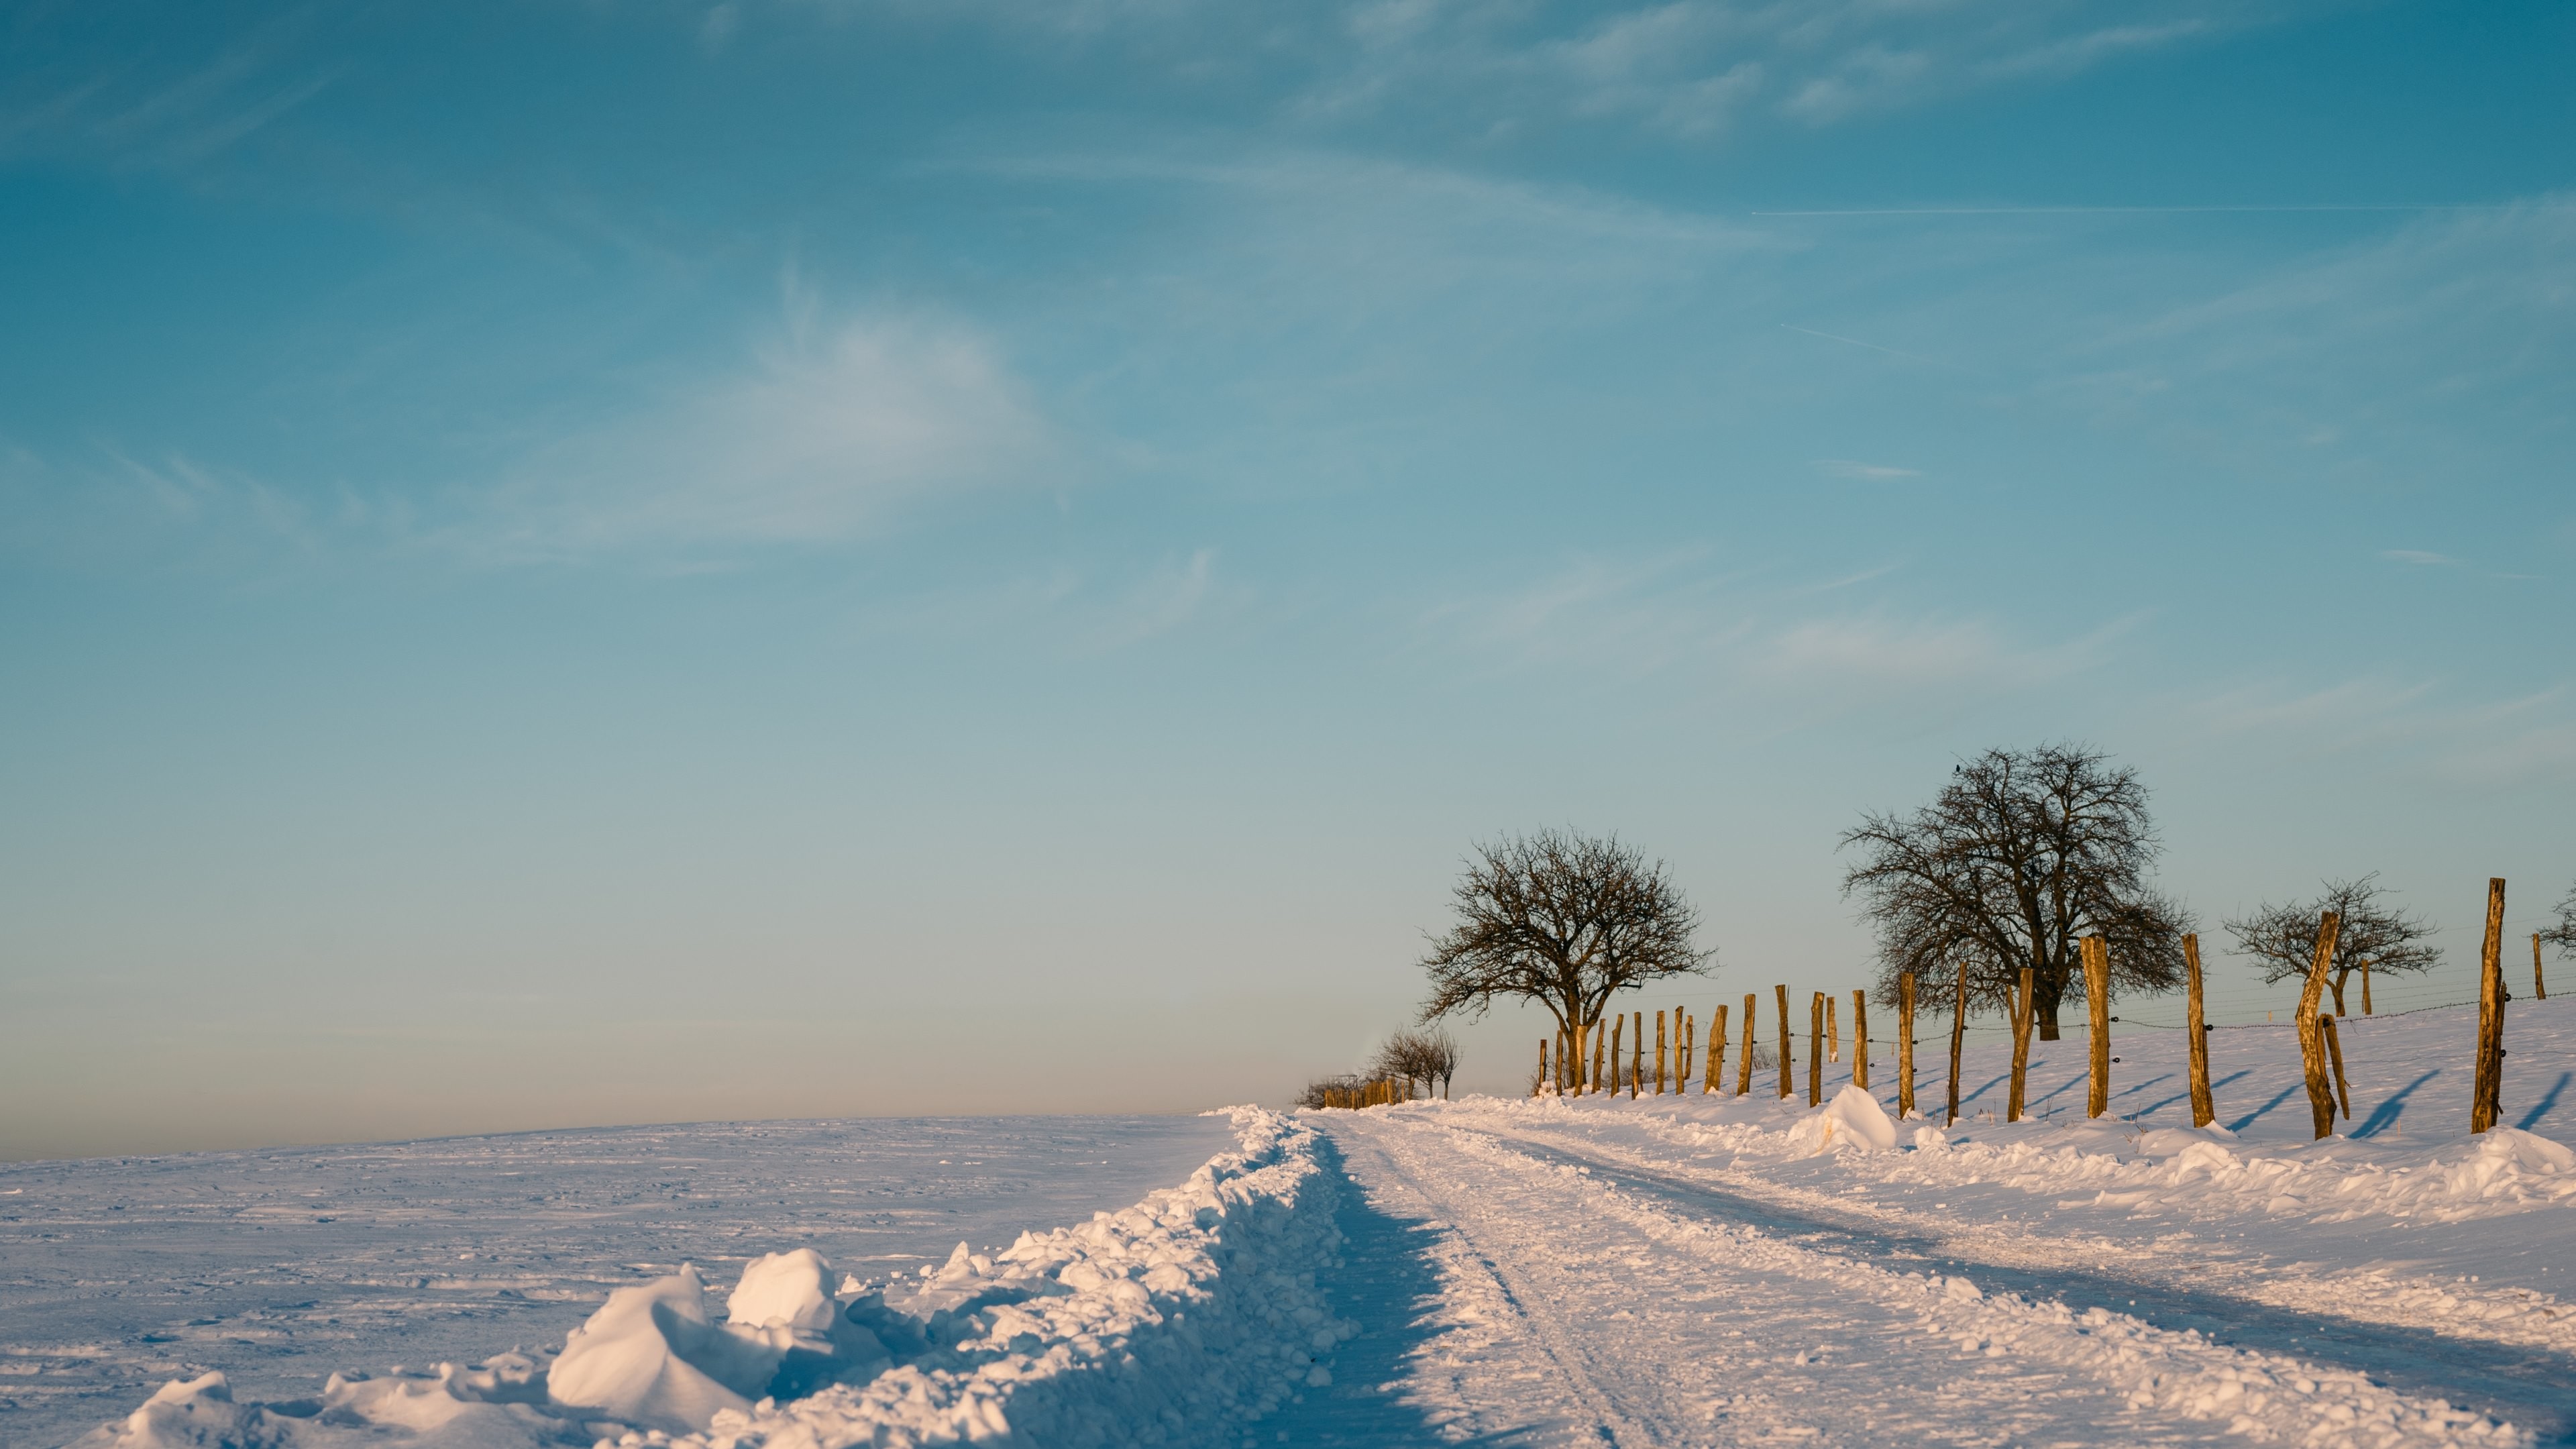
[2184,677,2576,784]
[1417,550,2129,718]
[475,310,1053,561]
[1813,459,1920,481]
[2380,549,2459,566]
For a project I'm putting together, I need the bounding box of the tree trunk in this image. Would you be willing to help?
[2472,879,2507,1134]
[1775,985,1792,1099]
[2034,969,2065,1042]
[2183,934,2214,1128]
[2007,967,2034,1122]
[2296,911,2342,1140]
[2328,970,2349,1017]
[1895,972,1915,1120]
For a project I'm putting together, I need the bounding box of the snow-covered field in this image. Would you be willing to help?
[0,1116,1236,1448]
[11,999,2573,1447]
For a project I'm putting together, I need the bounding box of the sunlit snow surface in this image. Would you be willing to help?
[0,1114,1234,1448]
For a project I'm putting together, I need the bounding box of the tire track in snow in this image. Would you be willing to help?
[1337,1122,1659,1447]
[1466,1117,2576,1439]
[1326,1112,2530,1448]
[1481,1109,2576,1362]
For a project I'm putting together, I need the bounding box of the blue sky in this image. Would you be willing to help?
[3,0,2571,1159]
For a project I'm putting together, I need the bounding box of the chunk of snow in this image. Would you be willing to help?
[547,1264,781,1432]
[1786,1085,1899,1155]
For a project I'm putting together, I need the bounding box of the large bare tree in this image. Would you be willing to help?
[2224,875,2439,1015]
[1418,830,1710,1080]
[1840,743,2191,1040]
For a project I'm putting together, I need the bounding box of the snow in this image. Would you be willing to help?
[21,999,2576,1446]
[0,1115,1233,1448]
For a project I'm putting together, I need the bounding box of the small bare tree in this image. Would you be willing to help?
[1419,830,1711,1078]
[2226,875,2439,1014]
[1376,1028,1460,1100]
[1841,744,2191,1040]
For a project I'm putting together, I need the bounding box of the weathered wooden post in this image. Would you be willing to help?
[1592,1018,1607,1096]
[1807,991,1824,1106]
[1776,985,1792,1099]
[1709,1004,1729,1093]
[1609,1014,1625,1096]
[1851,989,1870,1092]
[2184,934,2215,1128]
[2361,958,2373,1015]
[2084,936,2112,1119]
[1826,994,1840,1063]
[2472,879,2507,1134]
[1655,1010,1668,1094]
[1740,993,1757,1096]
[2006,967,2034,1122]
[2537,932,2548,1002]
[1684,1010,1697,1090]
[1895,971,1916,1119]
[1631,1010,1644,1099]
[1947,961,1968,1126]
[2296,910,2343,1140]
[2320,1014,2353,1120]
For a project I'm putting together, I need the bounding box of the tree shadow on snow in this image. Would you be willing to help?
[2136,1069,2250,1122]
[2517,1071,2573,1132]
[2350,1069,2443,1139]
[1253,1133,1540,1448]
[2226,1079,2308,1134]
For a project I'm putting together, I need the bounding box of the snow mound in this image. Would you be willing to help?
[1785,1085,1899,1154]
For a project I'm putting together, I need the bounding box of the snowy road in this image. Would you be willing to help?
[1299,1109,2559,1448]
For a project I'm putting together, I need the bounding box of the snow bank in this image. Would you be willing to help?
[78,1108,1348,1449]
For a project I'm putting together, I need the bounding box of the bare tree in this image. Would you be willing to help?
[1295,1073,1362,1110]
[2224,875,2439,1015]
[1419,830,1711,1077]
[2545,880,2576,957]
[1841,743,2191,1040]
[1377,1028,1461,1100]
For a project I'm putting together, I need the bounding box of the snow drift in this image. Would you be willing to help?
[76,1108,1349,1449]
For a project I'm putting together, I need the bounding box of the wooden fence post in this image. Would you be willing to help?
[2320,1014,2353,1120]
[1710,1004,1729,1093]
[1776,985,1792,1099]
[2361,958,2373,1016]
[2472,878,2508,1134]
[2084,936,2112,1119]
[1826,994,1839,1063]
[1896,972,1916,1119]
[1656,1010,1668,1094]
[1684,1010,1697,1091]
[2007,967,2034,1122]
[1631,1011,1644,1099]
[2184,933,2215,1128]
[2296,910,2343,1140]
[1947,961,1968,1127]
[1740,994,1757,1095]
[1807,991,1824,1106]
[1537,1038,1548,1097]
[1592,1017,1607,1097]
[2537,932,2548,1002]
[1609,1014,1624,1097]
[1851,989,1870,1092]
